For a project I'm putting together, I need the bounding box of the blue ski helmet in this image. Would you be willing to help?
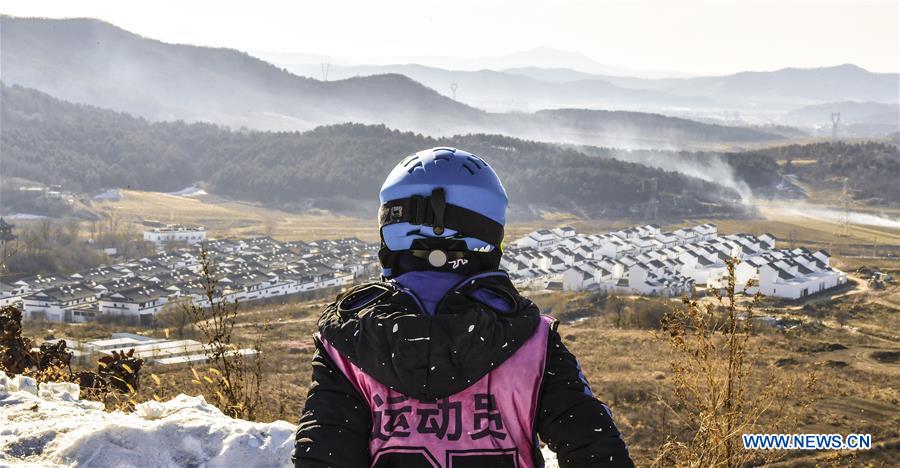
[378,147,508,277]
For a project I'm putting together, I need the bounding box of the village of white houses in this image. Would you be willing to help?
[2,221,847,329]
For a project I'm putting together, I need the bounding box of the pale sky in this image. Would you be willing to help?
[1,0,897,75]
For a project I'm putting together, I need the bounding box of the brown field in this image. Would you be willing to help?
[93,189,379,242]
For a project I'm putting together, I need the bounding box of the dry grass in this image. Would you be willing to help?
[560,319,897,465]
[93,190,377,241]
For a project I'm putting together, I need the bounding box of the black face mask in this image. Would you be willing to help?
[379,237,502,279]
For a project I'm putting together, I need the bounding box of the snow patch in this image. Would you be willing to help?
[37,381,81,402]
[0,371,560,467]
[0,372,295,467]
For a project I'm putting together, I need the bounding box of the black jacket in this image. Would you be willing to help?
[293,274,633,467]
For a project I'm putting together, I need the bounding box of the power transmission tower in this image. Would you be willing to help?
[450,82,458,100]
[321,63,330,81]
[831,112,841,140]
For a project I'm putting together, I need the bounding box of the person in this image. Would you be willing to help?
[293,148,633,467]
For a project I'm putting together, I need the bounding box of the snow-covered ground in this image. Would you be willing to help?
[0,371,559,467]
[0,372,294,467]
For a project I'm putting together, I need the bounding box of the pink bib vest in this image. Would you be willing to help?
[321,315,553,468]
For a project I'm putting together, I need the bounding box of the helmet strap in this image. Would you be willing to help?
[379,188,504,247]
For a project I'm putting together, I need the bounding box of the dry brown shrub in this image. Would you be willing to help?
[181,248,269,420]
[653,258,817,467]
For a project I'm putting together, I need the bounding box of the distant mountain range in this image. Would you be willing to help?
[269,55,899,136]
[665,65,898,105]
[255,47,693,79]
[507,64,899,104]
[0,15,785,148]
[0,83,748,219]
[283,62,899,116]
[269,62,715,112]
[5,15,896,147]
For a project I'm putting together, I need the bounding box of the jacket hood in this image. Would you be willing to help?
[317,273,540,400]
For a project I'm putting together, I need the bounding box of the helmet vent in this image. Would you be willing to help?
[466,156,484,169]
[406,161,423,173]
[460,163,475,175]
[401,154,419,167]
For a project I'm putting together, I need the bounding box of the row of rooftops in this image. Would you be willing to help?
[506,224,729,271]
[516,239,817,279]
[5,236,379,306]
[515,224,726,250]
[751,248,835,283]
[505,224,836,293]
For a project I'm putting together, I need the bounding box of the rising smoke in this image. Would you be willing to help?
[609,149,754,201]
[572,142,756,202]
